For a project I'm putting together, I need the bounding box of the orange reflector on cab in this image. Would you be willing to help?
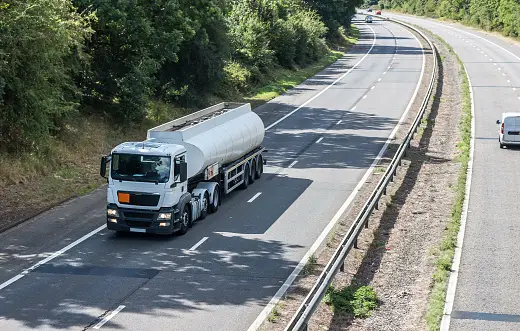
[118,192,130,203]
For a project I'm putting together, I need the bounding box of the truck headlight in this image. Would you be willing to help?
[107,209,119,217]
[158,213,172,220]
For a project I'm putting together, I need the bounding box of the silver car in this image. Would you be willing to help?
[365,15,373,23]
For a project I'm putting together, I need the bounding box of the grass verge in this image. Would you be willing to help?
[0,25,359,228]
[422,32,472,331]
[323,284,379,318]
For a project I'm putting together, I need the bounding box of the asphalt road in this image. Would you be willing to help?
[380,11,520,331]
[0,16,425,331]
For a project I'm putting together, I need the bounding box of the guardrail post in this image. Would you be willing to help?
[383,187,387,195]
[354,237,358,249]
[364,219,369,229]
[340,261,345,272]
[301,321,308,331]
[375,199,379,210]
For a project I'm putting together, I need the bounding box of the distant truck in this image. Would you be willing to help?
[100,102,266,235]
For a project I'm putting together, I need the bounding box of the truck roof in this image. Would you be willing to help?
[111,141,185,156]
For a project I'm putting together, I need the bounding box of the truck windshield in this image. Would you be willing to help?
[111,154,171,183]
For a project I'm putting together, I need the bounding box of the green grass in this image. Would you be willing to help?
[323,284,379,318]
[268,301,285,323]
[302,254,318,276]
[421,32,472,331]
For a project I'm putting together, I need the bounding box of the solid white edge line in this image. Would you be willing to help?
[93,305,126,329]
[264,23,377,131]
[246,19,426,331]
[189,237,209,251]
[337,120,342,125]
[316,137,324,143]
[0,224,107,291]
[440,64,475,331]
[247,192,262,203]
[288,161,298,168]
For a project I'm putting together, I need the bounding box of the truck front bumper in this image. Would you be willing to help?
[106,204,180,235]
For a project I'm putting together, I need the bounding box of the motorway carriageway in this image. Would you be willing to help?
[0,15,425,331]
[384,12,520,331]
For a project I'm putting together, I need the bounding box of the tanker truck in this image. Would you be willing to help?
[99,102,266,235]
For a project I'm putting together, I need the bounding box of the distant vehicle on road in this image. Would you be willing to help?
[367,8,372,12]
[496,112,520,148]
[376,10,382,15]
[365,15,373,23]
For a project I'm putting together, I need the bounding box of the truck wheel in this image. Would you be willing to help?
[178,205,191,235]
[210,187,219,213]
[255,156,263,180]
[240,164,250,189]
[199,192,209,220]
[250,161,256,184]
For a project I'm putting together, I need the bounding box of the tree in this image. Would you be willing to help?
[0,0,92,153]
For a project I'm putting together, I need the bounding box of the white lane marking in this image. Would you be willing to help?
[388,66,391,69]
[363,95,367,99]
[247,192,262,203]
[246,21,426,331]
[508,80,511,83]
[93,305,126,329]
[288,160,298,168]
[337,120,343,125]
[316,137,324,143]
[371,85,376,89]
[513,88,516,91]
[351,106,357,111]
[432,20,520,64]
[265,24,377,131]
[0,224,106,291]
[189,237,209,251]
[378,78,382,81]
[440,64,475,331]
[493,63,497,65]
[518,96,520,100]
[503,73,506,76]
[383,71,387,75]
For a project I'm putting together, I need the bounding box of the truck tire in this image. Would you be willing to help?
[199,192,209,220]
[255,156,263,180]
[210,186,219,213]
[177,205,191,235]
[250,161,256,184]
[240,164,250,189]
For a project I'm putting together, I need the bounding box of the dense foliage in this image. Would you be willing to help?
[0,0,361,153]
[382,0,520,37]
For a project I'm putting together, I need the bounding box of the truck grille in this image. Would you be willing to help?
[126,220,152,228]
[123,211,154,220]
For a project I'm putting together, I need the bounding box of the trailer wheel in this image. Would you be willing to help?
[178,205,191,235]
[250,161,256,184]
[240,164,250,189]
[210,187,219,213]
[199,192,209,220]
[255,156,263,180]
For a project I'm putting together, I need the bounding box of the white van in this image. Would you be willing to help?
[496,112,520,148]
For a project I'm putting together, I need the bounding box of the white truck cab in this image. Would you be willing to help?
[496,112,520,148]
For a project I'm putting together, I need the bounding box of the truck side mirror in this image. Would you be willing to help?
[496,119,501,124]
[100,156,109,179]
[180,161,188,182]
